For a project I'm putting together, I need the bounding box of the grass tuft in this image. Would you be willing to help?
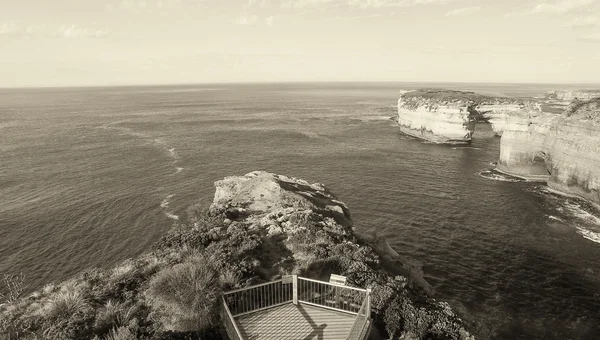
[145,253,221,332]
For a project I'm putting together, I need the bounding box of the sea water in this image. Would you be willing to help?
[1,83,599,339]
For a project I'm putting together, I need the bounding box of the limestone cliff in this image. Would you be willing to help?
[546,99,600,207]
[397,90,480,144]
[546,90,600,102]
[478,103,542,136]
[495,112,561,180]
[398,89,541,142]
[497,99,600,207]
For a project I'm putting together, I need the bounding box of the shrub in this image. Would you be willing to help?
[104,326,137,340]
[43,290,89,321]
[0,273,27,304]
[145,254,221,332]
[94,300,139,335]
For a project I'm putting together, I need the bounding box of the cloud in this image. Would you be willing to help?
[281,0,453,10]
[55,25,109,38]
[445,6,480,16]
[245,0,268,8]
[237,15,258,25]
[531,0,595,14]
[265,15,275,26]
[0,21,33,38]
[236,15,276,26]
[579,32,600,41]
[562,15,598,27]
[107,0,207,13]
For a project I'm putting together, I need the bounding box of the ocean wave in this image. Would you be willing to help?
[576,227,600,244]
[533,187,600,244]
[478,170,523,182]
[160,194,180,220]
[452,147,481,150]
[174,167,183,174]
[564,202,600,244]
[160,195,173,208]
[564,201,600,225]
[548,215,564,222]
[165,212,180,220]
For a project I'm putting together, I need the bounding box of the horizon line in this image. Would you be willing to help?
[2,80,600,90]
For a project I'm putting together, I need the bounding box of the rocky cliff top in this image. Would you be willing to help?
[546,89,600,101]
[211,171,352,228]
[565,98,600,120]
[399,89,539,110]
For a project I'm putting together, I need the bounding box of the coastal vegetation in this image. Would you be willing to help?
[1,173,472,340]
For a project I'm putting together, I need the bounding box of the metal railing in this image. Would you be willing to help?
[346,291,371,340]
[221,276,371,340]
[223,279,294,316]
[221,296,243,340]
[297,277,368,314]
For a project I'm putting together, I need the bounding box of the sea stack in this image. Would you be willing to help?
[397,89,542,142]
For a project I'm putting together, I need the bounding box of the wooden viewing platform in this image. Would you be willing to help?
[221,275,372,340]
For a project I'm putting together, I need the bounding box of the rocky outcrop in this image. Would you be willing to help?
[211,171,474,339]
[0,170,475,340]
[398,89,541,142]
[211,171,352,229]
[546,90,600,102]
[497,99,600,207]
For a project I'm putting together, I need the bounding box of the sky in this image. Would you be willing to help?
[1,0,600,87]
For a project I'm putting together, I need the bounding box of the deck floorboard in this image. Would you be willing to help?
[234,303,356,340]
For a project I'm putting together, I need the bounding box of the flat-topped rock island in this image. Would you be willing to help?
[398,89,600,209]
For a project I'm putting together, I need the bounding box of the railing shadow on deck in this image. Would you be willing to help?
[221,275,371,340]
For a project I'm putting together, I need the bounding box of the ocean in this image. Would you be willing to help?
[1,83,599,339]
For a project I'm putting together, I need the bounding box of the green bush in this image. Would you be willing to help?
[145,254,221,332]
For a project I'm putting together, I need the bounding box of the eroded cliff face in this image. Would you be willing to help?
[546,90,600,102]
[397,90,478,144]
[398,89,541,142]
[478,103,542,136]
[496,112,561,180]
[546,100,600,207]
[497,99,600,207]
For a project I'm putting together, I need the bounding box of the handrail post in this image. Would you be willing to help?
[292,275,298,305]
[366,288,371,318]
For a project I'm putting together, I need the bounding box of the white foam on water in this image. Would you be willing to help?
[576,227,600,244]
[539,192,600,244]
[160,194,180,220]
[478,170,522,183]
[548,215,564,222]
[160,194,173,208]
[565,202,600,225]
[452,147,481,150]
[174,167,184,174]
[165,212,180,220]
